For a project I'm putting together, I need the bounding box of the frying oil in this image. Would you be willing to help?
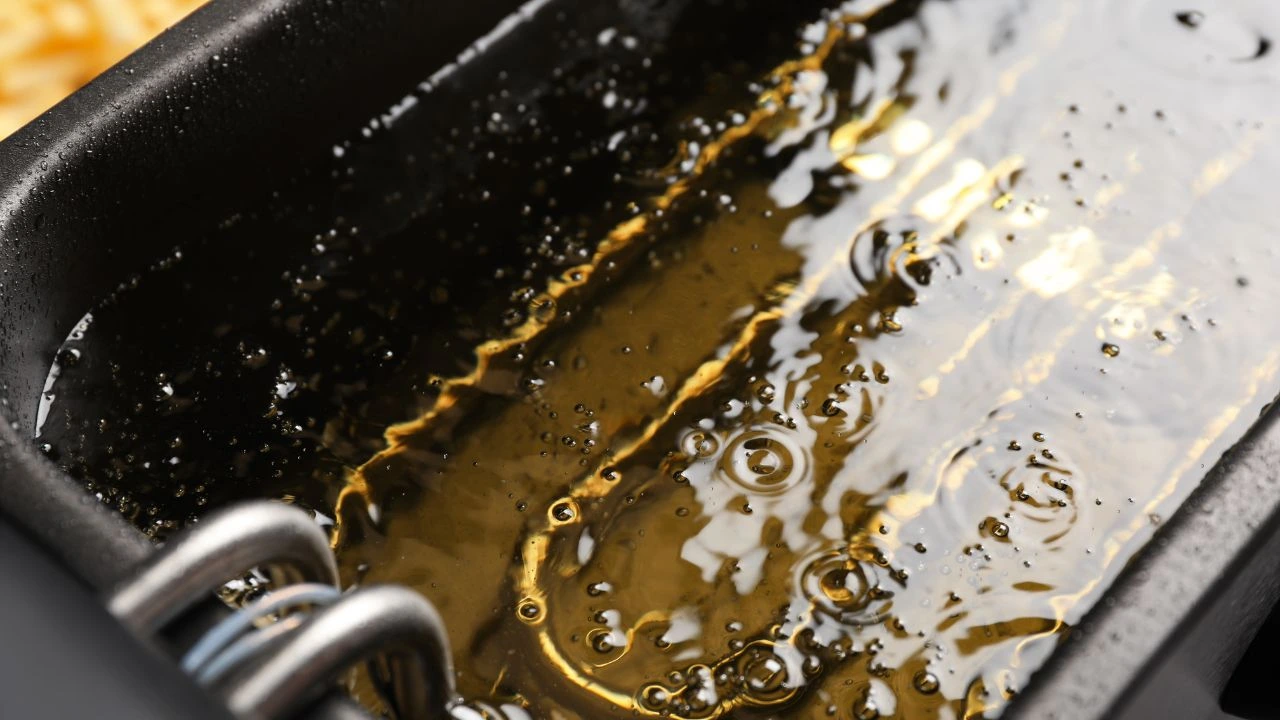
[334,1,1280,717]
[41,0,1280,718]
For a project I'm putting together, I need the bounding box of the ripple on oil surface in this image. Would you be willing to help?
[717,427,810,496]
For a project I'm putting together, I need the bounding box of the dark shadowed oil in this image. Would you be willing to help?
[37,0,1280,717]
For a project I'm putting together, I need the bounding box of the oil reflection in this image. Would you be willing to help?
[335,0,1280,717]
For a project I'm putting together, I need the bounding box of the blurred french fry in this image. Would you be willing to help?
[0,0,207,139]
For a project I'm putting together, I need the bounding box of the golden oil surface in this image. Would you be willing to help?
[321,1,1280,717]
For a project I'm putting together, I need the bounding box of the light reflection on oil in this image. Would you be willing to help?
[333,0,1280,717]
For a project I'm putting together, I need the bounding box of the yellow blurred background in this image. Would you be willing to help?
[0,0,207,138]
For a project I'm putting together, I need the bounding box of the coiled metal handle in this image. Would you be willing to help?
[101,501,464,720]
[217,585,456,720]
[105,502,339,635]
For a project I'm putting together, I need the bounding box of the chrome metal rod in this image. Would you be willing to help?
[218,585,456,720]
[197,614,309,686]
[105,501,338,635]
[183,582,342,675]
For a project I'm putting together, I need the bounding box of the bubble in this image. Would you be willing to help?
[755,383,777,404]
[680,429,721,458]
[743,655,786,693]
[550,500,577,523]
[802,654,824,676]
[847,216,923,291]
[1101,342,1120,357]
[718,428,809,496]
[735,643,798,705]
[588,628,617,654]
[637,685,669,711]
[913,670,940,694]
[56,348,82,368]
[795,546,892,625]
[517,599,542,622]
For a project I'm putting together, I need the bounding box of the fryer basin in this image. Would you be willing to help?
[1,1,1279,718]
